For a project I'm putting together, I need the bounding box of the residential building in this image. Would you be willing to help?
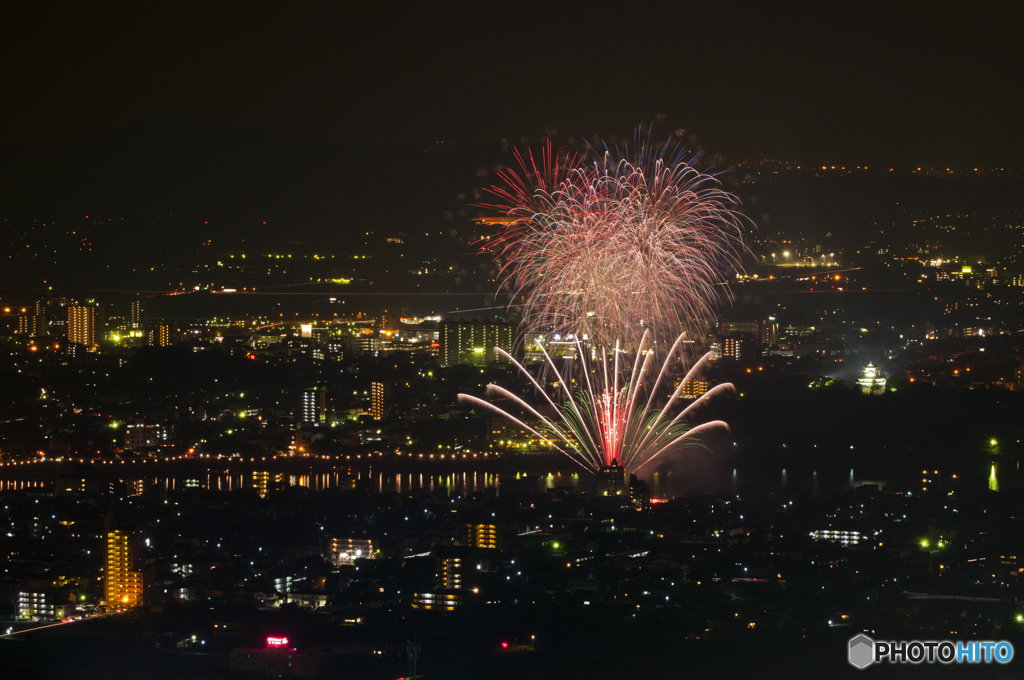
[464,523,503,550]
[370,382,389,421]
[300,387,326,425]
[328,537,374,565]
[439,318,513,367]
[106,529,146,608]
[67,305,103,347]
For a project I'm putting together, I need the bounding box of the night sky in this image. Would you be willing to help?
[2,3,1022,167]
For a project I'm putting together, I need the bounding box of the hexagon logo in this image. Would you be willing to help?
[848,633,874,669]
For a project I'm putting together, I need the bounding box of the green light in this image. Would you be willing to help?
[991,439,997,446]
[920,539,929,548]
[552,542,560,550]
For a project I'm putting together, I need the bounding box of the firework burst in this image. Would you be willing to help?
[458,331,732,475]
[481,136,748,349]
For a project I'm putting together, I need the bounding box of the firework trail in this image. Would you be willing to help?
[458,331,732,475]
[480,134,748,349]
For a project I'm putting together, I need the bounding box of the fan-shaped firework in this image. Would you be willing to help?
[481,137,748,349]
[458,331,732,475]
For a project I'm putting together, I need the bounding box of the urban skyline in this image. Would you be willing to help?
[2,4,1024,679]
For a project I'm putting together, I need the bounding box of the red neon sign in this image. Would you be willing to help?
[267,636,289,647]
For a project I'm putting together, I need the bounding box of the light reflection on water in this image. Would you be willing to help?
[0,470,581,495]
[0,465,886,497]
[0,480,46,492]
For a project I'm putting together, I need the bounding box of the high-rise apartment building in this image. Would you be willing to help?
[17,310,46,336]
[147,323,172,347]
[106,529,146,608]
[435,554,464,590]
[130,300,146,329]
[370,382,389,421]
[720,317,779,348]
[464,523,503,550]
[16,299,48,336]
[67,305,103,347]
[380,309,402,333]
[300,388,326,425]
[439,318,513,367]
[721,333,755,361]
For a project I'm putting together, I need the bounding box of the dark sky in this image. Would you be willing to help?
[2,2,1022,167]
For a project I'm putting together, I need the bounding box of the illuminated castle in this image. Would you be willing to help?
[858,362,887,394]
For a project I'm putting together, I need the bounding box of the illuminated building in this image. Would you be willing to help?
[300,387,326,425]
[17,590,71,621]
[18,590,50,620]
[721,332,755,360]
[435,554,464,590]
[936,265,998,289]
[342,334,381,356]
[439,318,512,367]
[147,323,172,347]
[130,300,146,329]
[67,305,103,347]
[106,529,146,608]
[720,317,778,348]
[810,529,862,547]
[370,382,389,421]
[273,575,294,596]
[411,591,463,612]
[56,478,104,495]
[1015,362,1024,392]
[288,591,329,609]
[17,310,46,336]
[253,471,285,498]
[381,309,402,333]
[762,317,779,348]
[596,464,625,496]
[464,523,503,550]
[857,363,886,394]
[125,420,164,449]
[328,537,374,565]
[673,375,709,399]
[228,637,322,676]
